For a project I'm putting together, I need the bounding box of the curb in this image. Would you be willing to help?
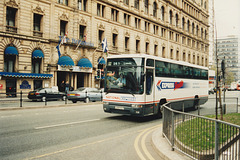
[151,126,192,160]
[0,101,103,111]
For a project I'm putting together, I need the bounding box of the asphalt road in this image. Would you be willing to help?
[0,103,163,160]
[0,91,239,160]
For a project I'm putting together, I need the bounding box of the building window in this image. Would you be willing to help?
[111,9,119,22]
[33,13,43,37]
[175,14,178,27]
[145,42,149,54]
[124,13,130,25]
[58,0,68,6]
[144,0,148,14]
[79,25,86,40]
[98,30,104,44]
[32,57,42,74]
[182,17,185,30]
[145,21,150,32]
[161,6,164,21]
[60,20,67,36]
[196,25,199,36]
[154,44,158,56]
[78,0,87,11]
[170,49,173,59]
[136,40,140,52]
[4,54,16,72]
[112,33,118,48]
[6,7,17,33]
[187,20,190,32]
[135,18,141,29]
[134,0,139,10]
[123,0,129,5]
[162,46,166,58]
[161,28,166,38]
[192,23,195,35]
[125,37,129,50]
[153,25,159,35]
[97,4,105,17]
[169,10,173,25]
[153,2,157,18]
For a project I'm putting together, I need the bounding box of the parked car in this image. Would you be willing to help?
[67,87,103,103]
[28,87,66,102]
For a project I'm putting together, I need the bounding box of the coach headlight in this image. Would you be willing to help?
[132,104,142,108]
[103,101,109,105]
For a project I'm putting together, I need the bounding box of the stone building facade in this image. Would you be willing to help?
[0,0,209,96]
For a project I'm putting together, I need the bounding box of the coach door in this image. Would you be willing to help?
[145,59,155,115]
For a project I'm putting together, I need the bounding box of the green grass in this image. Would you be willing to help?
[175,113,240,152]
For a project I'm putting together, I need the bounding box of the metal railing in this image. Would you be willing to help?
[0,91,69,108]
[162,99,240,160]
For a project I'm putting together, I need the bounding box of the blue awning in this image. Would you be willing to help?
[4,46,18,55]
[0,72,53,78]
[77,58,93,68]
[32,50,44,58]
[98,58,106,65]
[58,56,75,67]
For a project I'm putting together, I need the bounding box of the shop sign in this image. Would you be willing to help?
[58,65,92,73]
[0,84,3,89]
[20,80,31,89]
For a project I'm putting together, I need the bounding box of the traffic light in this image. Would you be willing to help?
[221,60,225,78]
[97,69,101,79]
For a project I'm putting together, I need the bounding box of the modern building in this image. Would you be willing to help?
[216,36,240,82]
[0,0,209,96]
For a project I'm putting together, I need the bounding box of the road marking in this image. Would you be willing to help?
[0,114,21,118]
[134,125,162,160]
[34,119,100,130]
[26,129,140,160]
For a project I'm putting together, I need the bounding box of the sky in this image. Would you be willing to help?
[214,0,240,38]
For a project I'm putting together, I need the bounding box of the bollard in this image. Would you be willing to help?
[20,91,22,107]
[45,90,47,106]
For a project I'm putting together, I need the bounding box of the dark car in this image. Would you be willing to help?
[28,88,66,102]
[67,87,103,103]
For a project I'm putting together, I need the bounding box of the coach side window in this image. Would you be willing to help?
[155,60,170,77]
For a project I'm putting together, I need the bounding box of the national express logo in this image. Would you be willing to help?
[156,80,185,91]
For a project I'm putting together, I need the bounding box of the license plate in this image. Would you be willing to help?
[30,93,34,95]
[115,106,124,110]
[70,94,75,96]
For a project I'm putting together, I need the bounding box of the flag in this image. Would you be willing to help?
[56,39,61,58]
[61,31,68,44]
[75,33,87,51]
[102,38,108,54]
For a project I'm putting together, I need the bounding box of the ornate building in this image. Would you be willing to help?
[0,0,209,96]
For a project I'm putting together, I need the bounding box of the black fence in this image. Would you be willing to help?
[162,98,240,160]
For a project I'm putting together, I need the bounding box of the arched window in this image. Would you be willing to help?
[32,49,44,74]
[196,25,199,36]
[182,17,185,30]
[144,0,149,14]
[161,6,164,21]
[153,2,157,17]
[187,20,190,32]
[169,10,173,25]
[192,23,195,35]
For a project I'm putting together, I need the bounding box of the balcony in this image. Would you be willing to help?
[33,30,43,37]
[6,26,17,33]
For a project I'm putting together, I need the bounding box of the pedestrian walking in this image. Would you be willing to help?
[65,81,69,93]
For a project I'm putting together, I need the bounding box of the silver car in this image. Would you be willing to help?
[67,87,103,103]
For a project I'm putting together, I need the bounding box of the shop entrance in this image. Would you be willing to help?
[34,80,42,90]
[57,71,67,92]
[77,73,84,88]
[6,79,16,97]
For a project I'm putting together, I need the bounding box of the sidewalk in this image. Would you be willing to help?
[152,126,192,160]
